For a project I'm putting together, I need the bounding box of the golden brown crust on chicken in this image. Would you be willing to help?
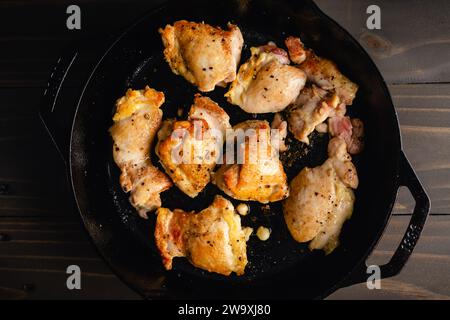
[154,207,189,270]
[286,36,358,105]
[225,45,306,114]
[188,94,231,135]
[283,137,358,254]
[300,51,358,106]
[155,195,252,275]
[112,87,165,122]
[213,120,289,203]
[157,119,216,197]
[109,87,172,218]
[156,95,231,198]
[159,20,243,92]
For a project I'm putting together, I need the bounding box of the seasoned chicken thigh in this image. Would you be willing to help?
[285,36,363,152]
[155,195,253,276]
[156,95,231,197]
[286,36,358,106]
[302,53,358,106]
[109,87,172,218]
[213,120,289,203]
[286,84,342,144]
[159,20,243,92]
[225,43,306,113]
[283,137,358,254]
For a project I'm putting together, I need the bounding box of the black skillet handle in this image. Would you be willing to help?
[39,50,79,164]
[379,151,430,277]
[343,151,430,286]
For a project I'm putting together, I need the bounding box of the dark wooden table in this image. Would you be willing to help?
[0,0,449,299]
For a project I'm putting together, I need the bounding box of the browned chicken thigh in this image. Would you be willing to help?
[286,84,342,144]
[159,20,243,92]
[285,36,363,153]
[213,120,289,203]
[283,137,358,254]
[286,36,358,106]
[109,87,172,218]
[155,195,253,275]
[225,43,306,113]
[156,95,231,197]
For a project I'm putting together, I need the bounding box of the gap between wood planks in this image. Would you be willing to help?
[0,215,448,299]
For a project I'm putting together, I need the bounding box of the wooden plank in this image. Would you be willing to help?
[0,0,167,37]
[389,84,450,214]
[0,131,70,217]
[0,115,42,140]
[315,0,450,84]
[0,271,140,300]
[0,37,106,87]
[0,0,166,87]
[0,88,44,116]
[0,0,447,301]
[0,217,140,299]
[1,0,450,86]
[0,88,72,217]
[0,215,448,299]
[0,38,67,87]
[328,215,450,300]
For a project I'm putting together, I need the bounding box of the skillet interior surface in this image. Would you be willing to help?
[69,0,401,299]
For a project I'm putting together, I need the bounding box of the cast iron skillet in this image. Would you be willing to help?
[40,0,430,299]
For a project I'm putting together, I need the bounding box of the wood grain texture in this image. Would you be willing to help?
[315,0,450,84]
[389,84,450,214]
[0,88,71,217]
[328,216,450,300]
[1,0,450,86]
[0,216,448,299]
[0,217,140,299]
[0,0,166,87]
[0,0,448,300]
